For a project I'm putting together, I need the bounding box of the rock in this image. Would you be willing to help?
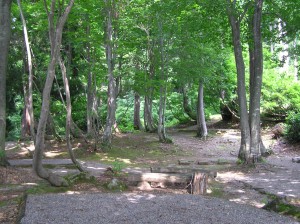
[271,123,285,139]
[137,181,152,190]
[292,157,300,163]
[107,178,120,190]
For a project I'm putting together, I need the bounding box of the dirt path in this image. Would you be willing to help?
[1,124,300,223]
[168,126,300,209]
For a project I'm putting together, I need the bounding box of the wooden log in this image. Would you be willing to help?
[191,172,208,195]
[178,159,193,165]
[127,173,192,184]
[150,167,217,178]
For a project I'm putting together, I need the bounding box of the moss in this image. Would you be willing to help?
[102,179,128,192]
[25,181,69,195]
[263,197,300,221]
[207,180,225,198]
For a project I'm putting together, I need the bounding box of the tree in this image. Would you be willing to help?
[196,80,208,139]
[102,0,117,150]
[59,54,84,171]
[227,0,266,163]
[33,0,74,186]
[17,0,35,142]
[0,0,12,166]
[133,92,143,130]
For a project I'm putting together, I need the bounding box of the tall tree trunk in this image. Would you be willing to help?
[249,0,265,159]
[33,0,74,186]
[59,55,84,172]
[86,24,94,136]
[17,0,35,142]
[133,92,143,130]
[227,1,251,162]
[102,0,117,151]
[0,0,12,166]
[196,80,207,139]
[21,87,31,139]
[157,19,167,143]
[143,26,156,133]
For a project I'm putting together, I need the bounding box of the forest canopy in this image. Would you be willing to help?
[1,0,300,167]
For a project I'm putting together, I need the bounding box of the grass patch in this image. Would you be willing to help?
[207,181,225,198]
[25,181,69,195]
[263,197,300,221]
[64,172,98,186]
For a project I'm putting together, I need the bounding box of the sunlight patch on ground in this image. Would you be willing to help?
[216,171,247,183]
[44,151,65,158]
[22,183,38,186]
[229,198,265,208]
[101,155,132,164]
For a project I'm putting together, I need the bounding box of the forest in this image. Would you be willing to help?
[0,0,300,184]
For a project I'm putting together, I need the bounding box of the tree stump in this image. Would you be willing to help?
[191,172,208,195]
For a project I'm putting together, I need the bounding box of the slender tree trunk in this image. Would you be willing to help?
[249,0,265,159]
[17,0,35,142]
[86,24,94,136]
[0,0,12,166]
[196,80,207,139]
[54,76,86,140]
[133,92,143,130]
[157,19,167,143]
[33,0,74,186]
[21,87,31,139]
[144,96,156,132]
[59,55,84,172]
[144,28,156,133]
[102,0,117,150]
[227,1,251,162]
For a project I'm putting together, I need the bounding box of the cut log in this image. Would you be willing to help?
[196,161,213,165]
[178,159,193,165]
[191,172,208,195]
[150,167,217,178]
[127,173,192,184]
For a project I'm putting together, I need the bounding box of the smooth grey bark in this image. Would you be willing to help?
[227,1,251,161]
[21,86,31,139]
[142,26,156,133]
[0,0,12,166]
[157,20,167,143]
[17,0,35,142]
[102,0,117,150]
[86,24,94,136]
[248,0,266,157]
[196,81,207,139]
[133,92,143,130]
[33,0,74,186]
[59,55,84,172]
[144,96,156,132]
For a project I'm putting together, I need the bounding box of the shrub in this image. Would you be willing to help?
[285,112,300,143]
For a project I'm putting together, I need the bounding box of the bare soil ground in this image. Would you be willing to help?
[1,120,300,223]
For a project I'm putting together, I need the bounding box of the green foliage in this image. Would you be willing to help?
[261,49,300,120]
[285,112,300,143]
[116,94,135,132]
[26,181,68,195]
[111,160,125,174]
[64,172,97,185]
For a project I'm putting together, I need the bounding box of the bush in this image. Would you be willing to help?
[285,112,300,143]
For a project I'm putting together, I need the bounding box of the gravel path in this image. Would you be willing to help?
[21,193,298,224]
